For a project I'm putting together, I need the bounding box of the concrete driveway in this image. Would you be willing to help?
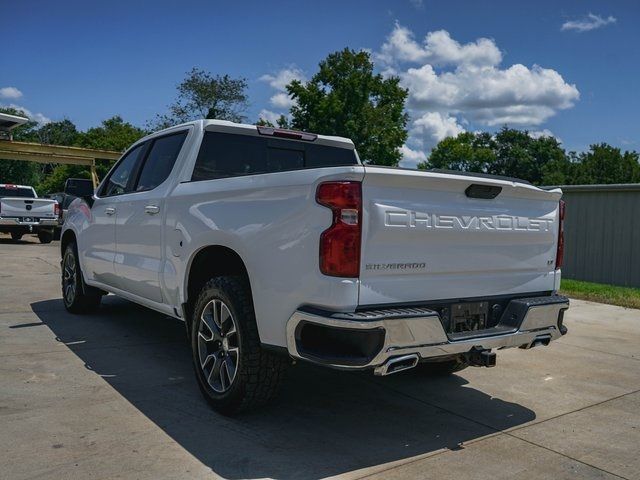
[1,235,638,480]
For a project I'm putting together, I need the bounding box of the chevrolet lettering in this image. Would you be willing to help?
[385,210,554,232]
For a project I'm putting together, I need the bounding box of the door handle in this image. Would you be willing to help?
[145,205,160,215]
[104,207,116,216]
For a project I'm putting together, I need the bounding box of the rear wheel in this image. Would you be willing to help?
[38,230,54,244]
[191,276,287,415]
[417,355,469,375]
[61,243,101,313]
[10,232,23,241]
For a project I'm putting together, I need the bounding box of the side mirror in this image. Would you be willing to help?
[64,178,95,205]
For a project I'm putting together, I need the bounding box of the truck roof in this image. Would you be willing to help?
[152,119,356,150]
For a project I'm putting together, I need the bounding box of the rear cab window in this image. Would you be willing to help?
[191,131,358,181]
[0,186,35,198]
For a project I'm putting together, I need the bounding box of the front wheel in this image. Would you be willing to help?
[191,276,287,415]
[62,243,101,313]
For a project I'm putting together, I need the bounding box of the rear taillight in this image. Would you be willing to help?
[54,202,61,217]
[316,181,362,277]
[555,200,565,269]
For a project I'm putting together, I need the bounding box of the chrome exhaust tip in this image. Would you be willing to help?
[374,354,419,376]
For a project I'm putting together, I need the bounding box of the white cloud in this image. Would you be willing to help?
[258,109,281,125]
[562,13,616,32]
[3,103,50,124]
[401,61,578,126]
[269,92,295,109]
[259,67,306,109]
[528,129,557,140]
[410,112,465,148]
[399,145,427,169]
[0,86,23,99]
[377,24,502,68]
[374,24,579,167]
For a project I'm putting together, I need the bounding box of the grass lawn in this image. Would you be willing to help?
[560,278,640,309]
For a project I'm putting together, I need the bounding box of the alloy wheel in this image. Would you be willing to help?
[62,252,77,305]
[197,299,240,393]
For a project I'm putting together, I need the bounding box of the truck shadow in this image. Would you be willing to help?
[31,296,536,480]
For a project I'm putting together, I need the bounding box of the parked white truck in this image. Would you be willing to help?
[0,184,59,243]
[61,120,569,414]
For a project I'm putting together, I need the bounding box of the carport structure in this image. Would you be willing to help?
[0,112,121,188]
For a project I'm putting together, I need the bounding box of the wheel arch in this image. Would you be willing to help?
[60,229,77,257]
[183,245,253,329]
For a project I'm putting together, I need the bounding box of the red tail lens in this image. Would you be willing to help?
[555,200,565,269]
[54,202,61,216]
[316,181,362,277]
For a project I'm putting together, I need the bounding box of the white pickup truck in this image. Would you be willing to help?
[0,184,59,243]
[61,120,569,414]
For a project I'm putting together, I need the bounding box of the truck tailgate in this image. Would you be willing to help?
[0,198,57,218]
[359,167,562,305]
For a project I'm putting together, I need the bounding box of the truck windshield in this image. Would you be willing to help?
[0,187,35,198]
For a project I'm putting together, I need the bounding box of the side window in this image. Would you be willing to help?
[100,144,146,197]
[135,131,188,192]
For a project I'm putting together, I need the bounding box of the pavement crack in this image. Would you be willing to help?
[561,340,640,362]
[35,256,60,270]
[501,433,631,480]
[353,374,639,480]
[504,388,640,435]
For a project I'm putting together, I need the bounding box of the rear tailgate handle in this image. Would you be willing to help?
[145,205,160,215]
[465,184,502,199]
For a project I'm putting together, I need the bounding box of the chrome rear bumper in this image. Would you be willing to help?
[0,217,58,226]
[286,295,569,373]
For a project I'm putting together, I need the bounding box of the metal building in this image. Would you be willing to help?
[560,184,640,288]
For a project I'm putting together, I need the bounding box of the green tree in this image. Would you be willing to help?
[420,132,496,173]
[287,48,408,166]
[541,150,578,185]
[38,116,146,193]
[0,158,41,186]
[77,115,146,151]
[571,144,640,184]
[153,68,248,128]
[256,114,290,129]
[35,119,79,145]
[421,127,569,185]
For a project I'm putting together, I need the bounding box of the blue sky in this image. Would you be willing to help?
[2,0,639,166]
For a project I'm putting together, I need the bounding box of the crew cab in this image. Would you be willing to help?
[60,120,569,414]
[0,184,59,243]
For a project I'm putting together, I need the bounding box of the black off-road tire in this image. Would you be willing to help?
[191,276,288,415]
[61,242,102,314]
[417,355,469,375]
[38,230,54,244]
[11,232,23,241]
